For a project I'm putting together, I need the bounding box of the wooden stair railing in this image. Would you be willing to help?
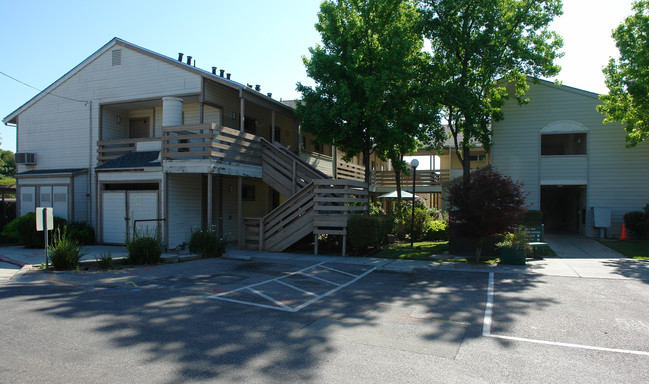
[244,182,316,252]
[261,139,329,197]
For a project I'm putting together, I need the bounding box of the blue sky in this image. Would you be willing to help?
[0,0,637,153]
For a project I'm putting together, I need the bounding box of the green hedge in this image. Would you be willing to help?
[348,214,394,250]
[14,212,67,248]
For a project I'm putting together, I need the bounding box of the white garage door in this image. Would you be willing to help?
[102,190,159,244]
[102,192,127,244]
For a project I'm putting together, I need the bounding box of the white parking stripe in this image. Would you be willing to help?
[298,271,342,286]
[248,287,293,310]
[482,272,495,336]
[206,262,375,312]
[483,271,649,356]
[319,264,358,277]
[488,334,649,356]
[276,279,316,296]
[292,267,376,312]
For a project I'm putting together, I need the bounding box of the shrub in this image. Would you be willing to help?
[66,221,96,245]
[126,231,163,265]
[96,251,114,270]
[1,216,21,244]
[348,214,392,250]
[15,212,67,248]
[447,171,527,261]
[496,229,531,253]
[188,227,226,258]
[48,227,85,270]
[425,220,448,241]
[624,210,649,239]
[522,210,543,226]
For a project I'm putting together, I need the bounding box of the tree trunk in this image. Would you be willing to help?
[461,145,471,187]
[363,148,371,215]
[475,237,485,262]
[395,169,402,205]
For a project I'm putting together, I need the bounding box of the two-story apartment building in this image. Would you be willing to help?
[3,38,375,252]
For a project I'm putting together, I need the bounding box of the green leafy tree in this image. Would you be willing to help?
[296,0,440,193]
[421,0,563,185]
[0,150,15,179]
[598,1,649,146]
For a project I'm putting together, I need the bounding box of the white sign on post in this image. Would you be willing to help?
[36,207,54,268]
[36,207,54,231]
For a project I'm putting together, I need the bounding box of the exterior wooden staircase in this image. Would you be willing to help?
[244,139,367,254]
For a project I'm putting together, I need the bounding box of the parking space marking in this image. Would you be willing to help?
[276,279,316,296]
[482,272,495,336]
[483,271,649,357]
[298,271,341,286]
[207,262,375,312]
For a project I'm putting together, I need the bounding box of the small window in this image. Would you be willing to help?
[112,49,122,66]
[541,133,587,155]
[242,184,255,201]
[470,154,487,162]
[244,117,256,135]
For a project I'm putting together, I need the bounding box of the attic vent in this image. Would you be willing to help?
[112,49,122,66]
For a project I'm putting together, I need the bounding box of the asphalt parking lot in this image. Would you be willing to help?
[1,256,648,383]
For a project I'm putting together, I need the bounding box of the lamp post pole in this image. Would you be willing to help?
[410,159,419,248]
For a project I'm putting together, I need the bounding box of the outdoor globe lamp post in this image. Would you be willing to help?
[410,159,419,248]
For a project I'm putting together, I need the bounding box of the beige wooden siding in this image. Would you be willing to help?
[167,173,203,247]
[203,80,240,128]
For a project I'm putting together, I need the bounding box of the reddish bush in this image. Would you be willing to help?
[447,171,527,260]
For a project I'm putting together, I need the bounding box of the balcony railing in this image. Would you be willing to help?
[97,137,160,164]
[371,169,450,188]
[162,124,262,166]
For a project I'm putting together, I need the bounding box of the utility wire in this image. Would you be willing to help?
[0,70,88,104]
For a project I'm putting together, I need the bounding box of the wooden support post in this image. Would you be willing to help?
[207,173,213,228]
[240,97,245,132]
[259,218,264,251]
[237,176,243,248]
[314,234,318,255]
[292,161,297,195]
[271,110,276,142]
[342,234,347,257]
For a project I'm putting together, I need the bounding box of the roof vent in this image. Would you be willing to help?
[255,85,261,92]
[220,69,225,77]
[226,73,231,80]
[212,67,217,75]
[178,53,184,62]
[267,93,272,98]
[186,56,192,65]
[112,49,122,66]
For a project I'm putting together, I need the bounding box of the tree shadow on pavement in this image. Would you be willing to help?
[0,259,553,382]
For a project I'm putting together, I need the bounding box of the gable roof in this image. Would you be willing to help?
[3,37,295,125]
[95,151,161,170]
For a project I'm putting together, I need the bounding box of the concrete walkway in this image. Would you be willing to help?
[1,235,648,284]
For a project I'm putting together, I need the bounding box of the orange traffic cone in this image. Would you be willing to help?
[620,223,628,241]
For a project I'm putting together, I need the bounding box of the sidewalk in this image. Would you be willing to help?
[1,235,647,284]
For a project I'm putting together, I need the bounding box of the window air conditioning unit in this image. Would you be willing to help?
[15,152,36,165]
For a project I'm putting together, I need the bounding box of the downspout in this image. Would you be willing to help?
[88,101,92,227]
